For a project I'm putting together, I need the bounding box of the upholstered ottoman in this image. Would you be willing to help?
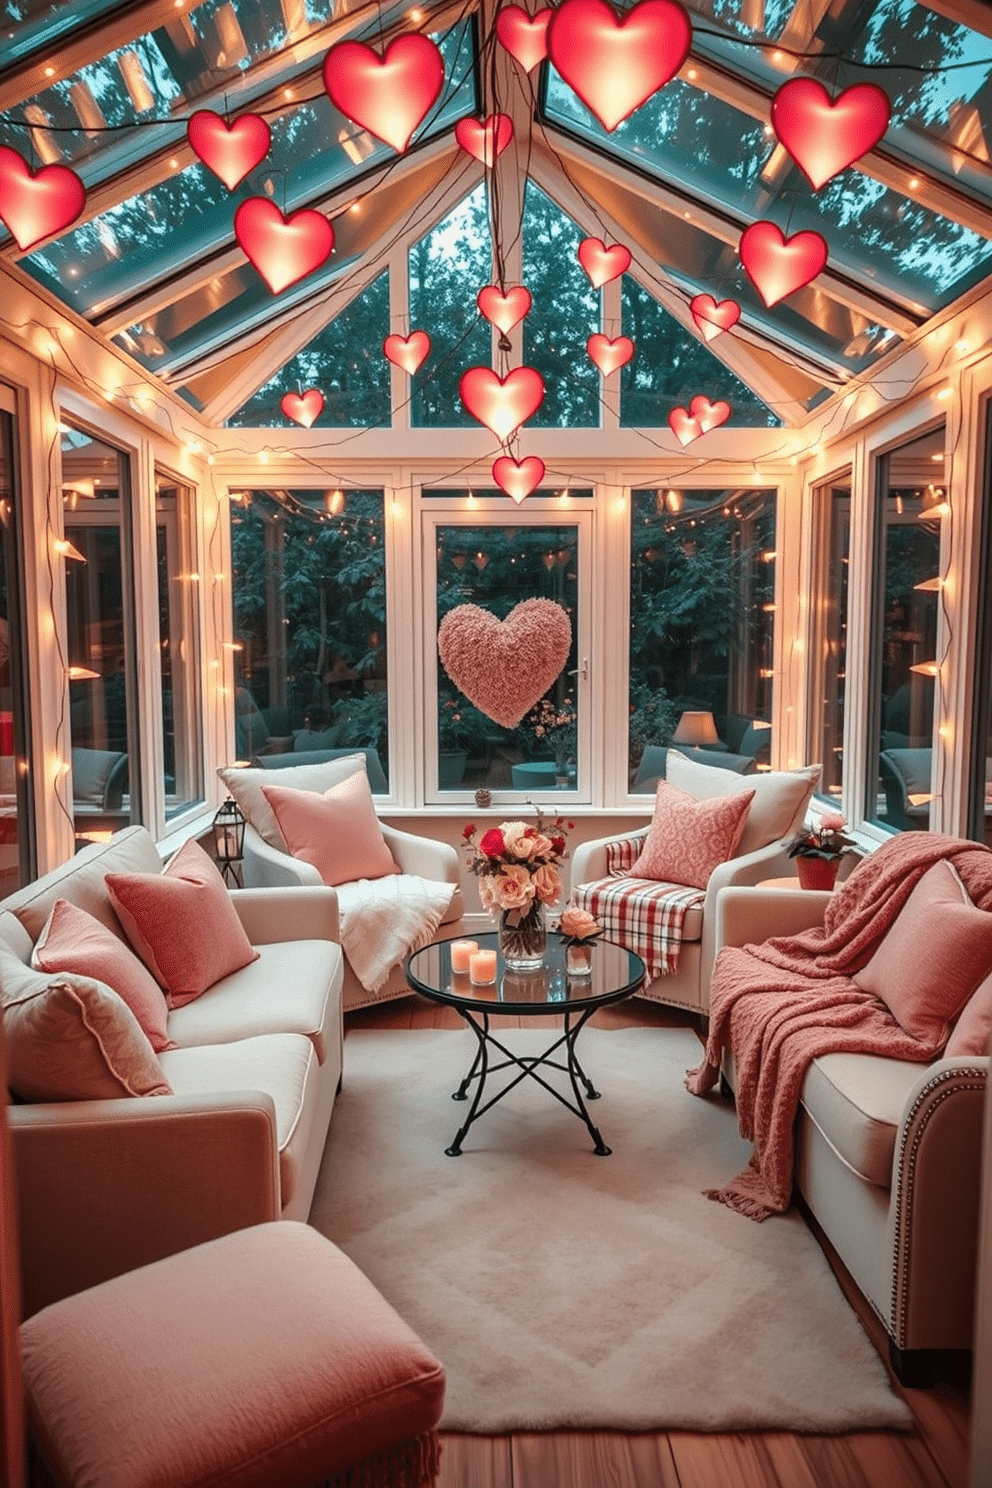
[21,1221,445,1488]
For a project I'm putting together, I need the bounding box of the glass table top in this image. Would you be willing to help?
[407,933,646,1014]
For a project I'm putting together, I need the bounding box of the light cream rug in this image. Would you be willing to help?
[309,1026,911,1434]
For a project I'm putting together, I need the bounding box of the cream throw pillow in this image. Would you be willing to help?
[217,753,368,849]
[666,750,821,856]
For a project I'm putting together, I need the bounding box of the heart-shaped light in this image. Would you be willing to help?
[383,330,431,374]
[492,455,546,503]
[577,236,631,288]
[477,284,532,333]
[689,293,741,342]
[187,110,271,191]
[689,394,730,433]
[668,406,702,446]
[281,389,325,427]
[459,366,545,441]
[0,146,85,251]
[234,198,334,295]
[322,34,444,154]
[548,0,692,132]
[771,79,891,191]
[438,598,572,727]
[495,6,553,72]
[587,333,634,375]
[738,220,827,307]
[455,114,514,167]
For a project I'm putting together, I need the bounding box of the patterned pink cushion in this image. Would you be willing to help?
[854,859,992,1045]
[32,898,174,1052]
[946,969,992,1057]
[106,839,258,1010]
[260,773,400,887]
[629,781,755,890]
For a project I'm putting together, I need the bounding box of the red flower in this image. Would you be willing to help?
[462,824,476,840]
[479,827,507,858]
[550,834,566,855]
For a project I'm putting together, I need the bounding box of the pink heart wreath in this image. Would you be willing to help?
[437,598,572,728]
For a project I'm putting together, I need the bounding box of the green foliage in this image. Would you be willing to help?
[522,183,599,428]
[409,185,491,427]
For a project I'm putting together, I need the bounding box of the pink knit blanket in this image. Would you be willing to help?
[686,832,992,1220]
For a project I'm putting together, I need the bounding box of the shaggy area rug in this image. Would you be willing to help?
[309,1026,911,1434]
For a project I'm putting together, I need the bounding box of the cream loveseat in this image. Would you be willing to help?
[1,826,344,1318]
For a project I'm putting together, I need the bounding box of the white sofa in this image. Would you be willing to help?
[716,884,987,1385]
[1,826,344,1318]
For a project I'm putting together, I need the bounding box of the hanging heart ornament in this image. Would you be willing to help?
[323,35,444,153]
[0,146,86,250]
[477,285,532,333]
[459,366,545,440]
[187,110,271,190]
[455,114,514,167]
[668,406,701,446]
[495,6,553,72]
[689,293,741,342]
[587,334,634,375]
[668,396,730,446]
[771,79,891,191]
[234,199,334,295]
[281,389,325,427]
[492,455,546,503]
[738,220,827,307]
[577,237,631,288]
[547,0,692,132]
[383,331,431,374]
[438,598,572,728]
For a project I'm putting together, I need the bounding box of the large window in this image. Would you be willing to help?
[0,391,33,892]
[970,401,992,846]
[812,477,851,800]
[62,425,141,840]
[229,488,388,789]
[629,488,776,790]
[867,427,944,831]
[155,471,203,819]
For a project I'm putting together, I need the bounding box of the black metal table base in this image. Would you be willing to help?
[444,1004,612,1157]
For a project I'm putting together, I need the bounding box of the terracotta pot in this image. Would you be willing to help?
[795,855,840,891]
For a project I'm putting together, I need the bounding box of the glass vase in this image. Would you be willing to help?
[499,902,547,969]
[565,942,593,977]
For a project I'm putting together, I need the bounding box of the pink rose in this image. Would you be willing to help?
[532,863,561,904]
[560,906,599,940]
[478,827,506,858]
[493,865,536,910]
[502,821,537,859]
[529,833,554,859]
[820,812,847,833]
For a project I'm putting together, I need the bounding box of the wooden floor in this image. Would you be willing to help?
[345,994,973,1488]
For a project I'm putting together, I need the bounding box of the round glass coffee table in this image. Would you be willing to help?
[405,933,646,1157]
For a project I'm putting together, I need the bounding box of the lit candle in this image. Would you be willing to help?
[469,948,497,983]
[450,939,478,973]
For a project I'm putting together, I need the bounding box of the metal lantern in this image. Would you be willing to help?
[212,797,245,886]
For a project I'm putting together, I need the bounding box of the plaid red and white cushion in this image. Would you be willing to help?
[604,833,649,876]
[572,873,704,979]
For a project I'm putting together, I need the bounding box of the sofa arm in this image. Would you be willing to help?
[570,824,650,885]
[10,1092,281,1317]
[229,885,340,944]
[714,884,831,953]
[381,824,459,882]
[242,825,323,889]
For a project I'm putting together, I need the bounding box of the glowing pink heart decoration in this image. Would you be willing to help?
[738,220,827,307]
[495,6,553,72]
[689,293,740,342]
[455,114,514,167]
[322,35,444,153]
[0,146,85,250]
[383,331,431,374]
[281,389,325,428]
[459,366,545,441]
[492,455,546,503]
[689,394,730,433]
[477,285,532,334]
[577,237,632,288]
[668,406,701,446]
[234,198,334,295]
[771,79,891,191]
[187,110,271,190]
[587,334,634,375]
[547,0,692,132]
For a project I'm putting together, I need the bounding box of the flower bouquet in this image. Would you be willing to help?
[528,695,577,777]
[556,904,602,977]
[787,812,855,889]
[463,811,571,968]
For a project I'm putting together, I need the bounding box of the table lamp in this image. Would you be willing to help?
[671,710,719,748]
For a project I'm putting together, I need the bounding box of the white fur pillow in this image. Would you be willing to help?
[666,750,821,856]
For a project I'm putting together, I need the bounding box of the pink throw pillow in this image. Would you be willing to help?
[629,781,755,891]
[32,899,175,1053]
[260,774,400,888]
[106,839,259,1010]
[854,860,992,1045]
[945,970,992,1057]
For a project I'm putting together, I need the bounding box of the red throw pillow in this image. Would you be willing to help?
[854,859,992,1045]
[106,839,258,1010]
[946,970,992,1057]
[629,781,755,890]
[32,898,174,1052]
[260,773,400,888]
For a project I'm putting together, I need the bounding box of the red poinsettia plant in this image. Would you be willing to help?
[788,811,855,862]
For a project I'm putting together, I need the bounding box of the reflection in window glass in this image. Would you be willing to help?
[155,473,203,819]
[0,402,33,891]
[629,489,776,791]
[435,517,578,793]
[814,479,851,801]
[61,426,140,839]
[522,182,598,428]
[230,489,388,788]
[970,403,992,846]
[409,185,491,427]
[869,428,943,831]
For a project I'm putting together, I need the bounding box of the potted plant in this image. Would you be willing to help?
[787,812,855,890]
